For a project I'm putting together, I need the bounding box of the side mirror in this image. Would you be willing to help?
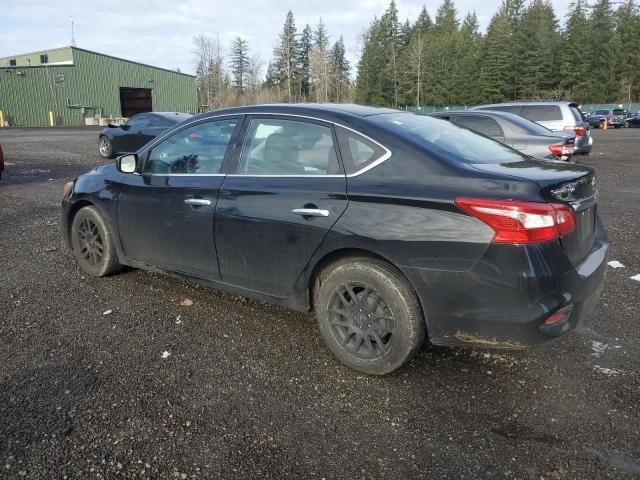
[116,154,137,173]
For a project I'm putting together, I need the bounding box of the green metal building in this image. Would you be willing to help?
[0,46,197,127]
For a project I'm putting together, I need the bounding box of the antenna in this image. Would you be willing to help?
[70,17,76,47]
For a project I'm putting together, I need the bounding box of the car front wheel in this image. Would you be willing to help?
[98,136,113,158]
[71,206,121,277]
[315,258,426,375]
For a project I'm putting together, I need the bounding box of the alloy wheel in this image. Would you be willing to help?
[99,138,110,156]
[327,283,396,360]
[77,218,104,266]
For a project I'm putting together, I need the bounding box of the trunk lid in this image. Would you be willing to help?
[470,159,597,265]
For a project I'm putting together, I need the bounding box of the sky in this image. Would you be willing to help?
[0,0,572,76]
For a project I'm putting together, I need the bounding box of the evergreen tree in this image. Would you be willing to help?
[311,19,331,102]
[297,25,313,100]
[560,0,591,100]
[272,10,299,101]
[501,0,526,98]
[415,6,433,33]
[229,36,250,94]
[456,12,482,105]
[519,0,561,99]
[479,11,511,102]
[314,18,330,51]
[588,0,620,101]
[431,0,459,105]
[330,36,350,102]
[614,0,639,103]
[379,1,401,107]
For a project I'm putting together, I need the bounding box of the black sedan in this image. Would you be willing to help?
[61,104,608,375]
[98,112,192,158]
[430,110,576,161]
[625,112,640,128]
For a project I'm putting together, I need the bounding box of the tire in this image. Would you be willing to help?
[71,206,121,277]
[625,120,630,128]
[98,136,114,158]
[315,258,426,375]
[599,120,605,129]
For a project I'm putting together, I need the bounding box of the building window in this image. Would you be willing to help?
[54,74,65,86]
[40,54,48,64]
[9,59,16,66]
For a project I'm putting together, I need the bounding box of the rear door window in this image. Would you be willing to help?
[238,118,341,175]
[520,105,563,121]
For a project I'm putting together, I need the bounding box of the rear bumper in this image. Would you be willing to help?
[405,220,608,349]
[574,135,593,154]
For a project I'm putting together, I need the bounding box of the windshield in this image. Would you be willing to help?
[371,113,527,164]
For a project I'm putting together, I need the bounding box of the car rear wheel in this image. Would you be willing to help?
[71,206,121,277]
[98,136,113,158]
[315,258,425,375]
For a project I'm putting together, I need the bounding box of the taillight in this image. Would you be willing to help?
[544,305,574,325]
[455,198,575,244]
[548,143,574,157]
[563,126,585,136]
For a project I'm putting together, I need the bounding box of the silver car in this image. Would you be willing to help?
[472,102,592,155]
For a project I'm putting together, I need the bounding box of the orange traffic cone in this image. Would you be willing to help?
[603,118,608,129]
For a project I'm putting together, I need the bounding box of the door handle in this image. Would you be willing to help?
[184,198,212,206]
[292,208,329,217]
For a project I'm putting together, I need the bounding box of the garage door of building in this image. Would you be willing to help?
[120,88,152,117]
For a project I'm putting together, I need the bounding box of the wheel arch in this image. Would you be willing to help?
[64,199,95,247]
[65,200,118,254]
[307,248,427,327]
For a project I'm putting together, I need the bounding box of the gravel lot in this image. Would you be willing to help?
[0,127,639,479]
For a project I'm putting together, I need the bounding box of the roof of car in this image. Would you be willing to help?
[473,101,580,109]
[194,103,402,122]
[432,109,523,119]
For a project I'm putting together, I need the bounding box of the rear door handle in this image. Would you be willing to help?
[292,208,329,217]
[184,198,212,206]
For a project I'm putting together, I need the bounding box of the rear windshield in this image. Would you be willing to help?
[520,105,563,121]
[371,113,527,164]
[613,109,625,115]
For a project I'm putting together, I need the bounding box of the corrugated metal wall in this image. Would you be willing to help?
[0,48,197,126]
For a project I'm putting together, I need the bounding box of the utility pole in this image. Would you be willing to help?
[70,17,76,47]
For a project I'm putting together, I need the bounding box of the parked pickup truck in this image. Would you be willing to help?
[587,109,627,128]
